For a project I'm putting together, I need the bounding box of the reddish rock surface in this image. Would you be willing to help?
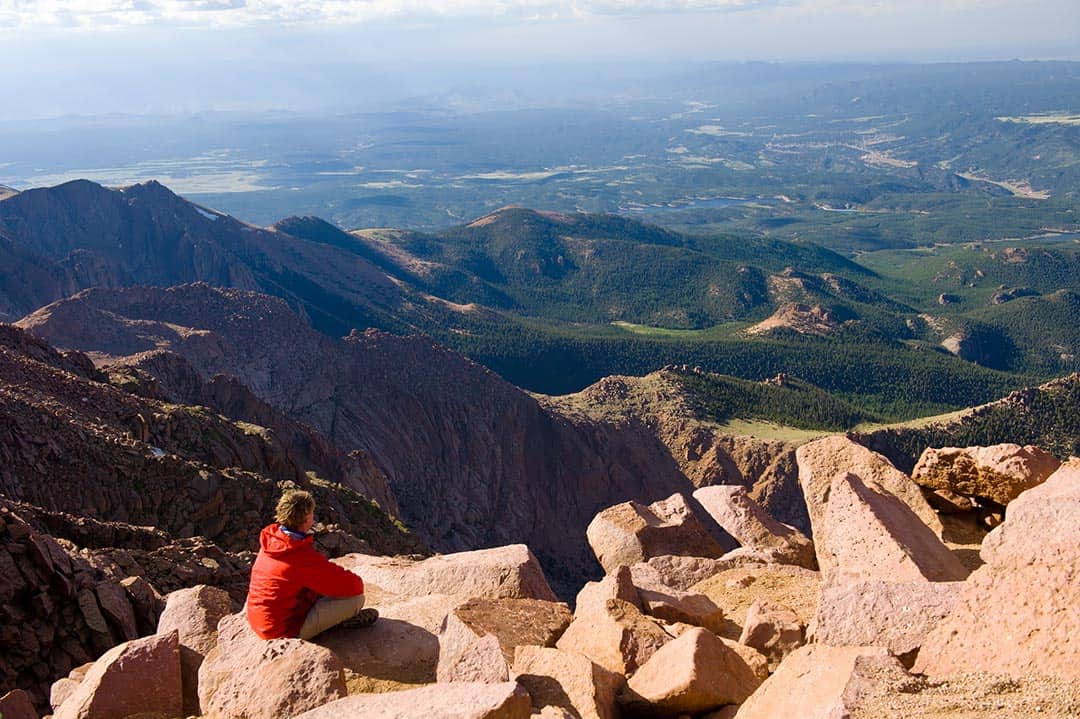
[915,460,1080,681]
[574,565,642,616]
[622,627,761,717]
[814,472,967,585]
[733,644,892,719]
[556,598,671,675]
[292,681,533,719]
[738,599,805,670]
[692,485,816,569]
[52,631,183,719]
[157,584,234,715]
[513,646,622,719]
[586,493,732,574]
[437,598,572,683]
[339,545,558,602]
[0,689,38,719]
[912,443,1060,506]
[197,613,347,719]
[812,580,960,665]
[628,563,725,633]
[796,435,942,537]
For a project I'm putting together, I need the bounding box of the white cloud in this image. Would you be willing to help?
[0,0,785,29]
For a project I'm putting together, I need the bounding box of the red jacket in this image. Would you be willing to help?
[246,524,365,639]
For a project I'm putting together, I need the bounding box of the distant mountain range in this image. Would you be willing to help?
[3,180,1077,413]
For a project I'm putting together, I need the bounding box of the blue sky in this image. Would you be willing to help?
[1,1,1077,118]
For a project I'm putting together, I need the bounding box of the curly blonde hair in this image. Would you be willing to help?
[275,490,315,529]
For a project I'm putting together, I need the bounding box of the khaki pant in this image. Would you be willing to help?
[298,594,365,640]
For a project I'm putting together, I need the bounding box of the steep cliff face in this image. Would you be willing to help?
[18,284,697,592]
[0,323,419,557]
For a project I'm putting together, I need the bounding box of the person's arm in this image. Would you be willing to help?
[297,552,365,597]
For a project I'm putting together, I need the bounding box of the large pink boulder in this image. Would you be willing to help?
[622,627,761,717]
[292,682,533,719]
[915,460,1080,681]
[53,631,183,719]
[337,545,557,601]
[197,613,347,719]
[912,443,1060,506]
[556,598,671,675]
[157,584,233,715]
[812,580,960,665]
[319,593,460,684]
[586,493,732,574]
[437,598,572,683]
[796,435,942,536]
[513,646,623,719]
[815,472,967,585]
[733,644,892,719]
[692,486,816,569]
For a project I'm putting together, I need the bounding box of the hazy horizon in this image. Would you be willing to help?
[1,0,1077,120]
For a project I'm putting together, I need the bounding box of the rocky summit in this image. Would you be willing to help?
[1,180,1079,718]
[3,296,1080,717]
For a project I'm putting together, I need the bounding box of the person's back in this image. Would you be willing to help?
[246,490,376,639]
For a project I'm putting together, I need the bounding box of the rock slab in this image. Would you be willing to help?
[197,613,346,719]
[915,460,1080,681]
[513,646,622,719]
[586,493,732,574]
[53,631,183,719]
[292,681,533,719]
[796,435,942,536]
[622,627,761,717]
[692,485,816,569]
[338,545,558,602]
[815,472,966,585]
[912,443,1060,506]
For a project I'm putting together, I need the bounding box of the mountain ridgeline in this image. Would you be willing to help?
[2,179,1072,422]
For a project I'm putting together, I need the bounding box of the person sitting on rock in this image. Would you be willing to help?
[246,489,377,639]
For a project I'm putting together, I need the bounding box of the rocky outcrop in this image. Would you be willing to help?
[627,563,725,633]
[18,285,696,595]
[912,443,1060,507]
[556,599,671,675]
[915,459,1080,681]
[587,493,733,574]
[692,485,815,569]
[738,599,805,670]
[156,585,233,715]
[796,435,942,537]
[52,631,183,719]
[0,501,159,714]
[0,689,38,719]
[0,322,421,559]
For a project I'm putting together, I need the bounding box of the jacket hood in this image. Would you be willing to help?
[259,523,313,557]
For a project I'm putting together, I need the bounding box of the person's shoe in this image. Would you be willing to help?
[341,608,378,630]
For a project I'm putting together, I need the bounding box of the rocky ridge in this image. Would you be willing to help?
[19,433,1080,719]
